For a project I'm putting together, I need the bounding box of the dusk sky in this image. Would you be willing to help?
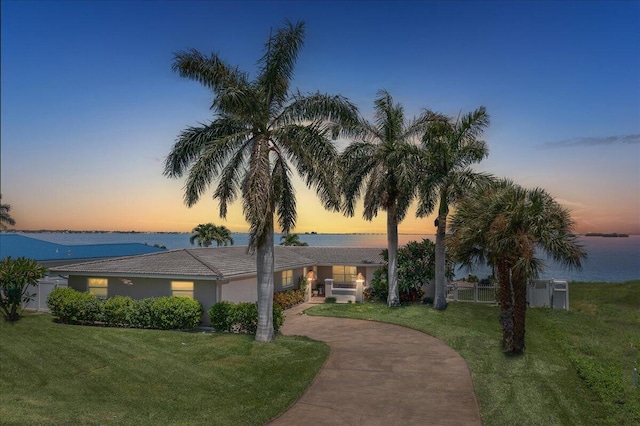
[2,1,639,235]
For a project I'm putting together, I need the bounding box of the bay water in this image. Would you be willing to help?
[19,232,640,283]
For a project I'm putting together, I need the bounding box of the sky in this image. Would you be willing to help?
[1,1,639,235]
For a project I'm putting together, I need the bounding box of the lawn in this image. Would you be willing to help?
[0,315,329,425]
[307,281,640,425]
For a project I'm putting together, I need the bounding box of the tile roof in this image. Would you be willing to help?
[51,246,384,279]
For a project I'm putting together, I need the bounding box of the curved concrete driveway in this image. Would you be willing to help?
[269,303,482,426]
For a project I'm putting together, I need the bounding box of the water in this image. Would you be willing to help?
[16,232,640,283]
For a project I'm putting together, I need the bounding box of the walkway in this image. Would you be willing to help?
[269,303,482,426]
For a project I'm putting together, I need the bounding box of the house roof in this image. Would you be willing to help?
[50,246,384,280]
[0,233,165,262]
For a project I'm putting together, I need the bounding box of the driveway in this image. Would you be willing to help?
[269,303,482,425]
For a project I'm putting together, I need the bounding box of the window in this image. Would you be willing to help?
[171,281,194,299]
[88,278,108,298]
[281,270,293,288]
[332,266,357,284]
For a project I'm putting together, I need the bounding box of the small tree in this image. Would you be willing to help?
[0,257,47,322]
[370,240,453,303]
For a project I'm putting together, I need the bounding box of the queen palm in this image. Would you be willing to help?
[448,179,586,354]
[340,90,442,306]
[164,20,357,342]
[417,107,491,310]
[190,223,234,247]
[0,195,16,231]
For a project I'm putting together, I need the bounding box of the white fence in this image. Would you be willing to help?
[446,279,570,310]
[22,277,68,312]
[446,282,497,303]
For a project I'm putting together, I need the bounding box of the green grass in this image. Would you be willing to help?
[0,315,329,425]
[307,281,640,425]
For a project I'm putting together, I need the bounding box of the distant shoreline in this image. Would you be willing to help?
[5,230,638,236]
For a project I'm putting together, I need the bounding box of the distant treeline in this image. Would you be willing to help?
[585,232,629,238]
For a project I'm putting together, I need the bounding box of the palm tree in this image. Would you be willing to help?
[164,20,358,342]
[190,223,234,247]
[340,90,442,306]
[448,179,586,354]
[417,107,491,310]
[280,233,308,246]
[0,195,16,231]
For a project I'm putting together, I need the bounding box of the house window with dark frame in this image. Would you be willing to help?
[87,278,108,299]
[281,270,294,288]
[171,281,194,299]
[332,266,357,284]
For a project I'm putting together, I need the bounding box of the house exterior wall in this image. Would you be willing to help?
[67,275,218,325]
[220,277,257,303]
[274,267,304,292]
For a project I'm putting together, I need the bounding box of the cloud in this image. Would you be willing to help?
[540,134,640,149]
[555,198,586,209]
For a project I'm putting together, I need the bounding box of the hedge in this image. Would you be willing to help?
[47,288,202,330]
[208,302,284,334]
[272,288,305,310]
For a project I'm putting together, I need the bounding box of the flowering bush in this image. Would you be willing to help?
[273,289,304,310]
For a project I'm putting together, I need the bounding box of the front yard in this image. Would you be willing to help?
[0,315,328,425]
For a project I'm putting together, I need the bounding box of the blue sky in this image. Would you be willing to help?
[2,1,639,234]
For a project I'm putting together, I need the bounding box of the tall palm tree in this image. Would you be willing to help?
[0,195,16,231]
[164,20,358,342]
[448,179,586,354]
[340,90,442,306]
[280,233,308,246]
[417,107,491,310]
[190,223,234,247]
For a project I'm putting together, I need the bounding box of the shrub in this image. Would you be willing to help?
[47,287,103,324]
[229,302,258,334]
[48,288,202,330]
[209,301,234,332]
[0,257,47,322]
[148,296,202,330]
[325,297,336,304]
[210,301,285,334]
[103,296,136,326]
[369,240,454,303]
[130,297,155,328]
[273,289,305,310]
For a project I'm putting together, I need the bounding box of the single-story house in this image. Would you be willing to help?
[50,246,385,325]
[1,233,167,311]
[0,233,166,267]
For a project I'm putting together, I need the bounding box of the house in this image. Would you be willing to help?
[1,233,166,311]
[50,246,385,324]
[0,233,166,267]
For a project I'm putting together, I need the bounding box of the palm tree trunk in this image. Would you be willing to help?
[387,205,400,307]
[497,262,514,351]
[510,272,527,354]
[255,224,275,343]
[433,213,447,310]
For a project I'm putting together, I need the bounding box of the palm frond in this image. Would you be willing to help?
[275,91,360,138]
[272,156,297,234]
[213,139,251,218]
[172,49,248,96]
[242,139,274,251]
[257,20,305,109]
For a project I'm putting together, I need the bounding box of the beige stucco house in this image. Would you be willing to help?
[51,246,384,324]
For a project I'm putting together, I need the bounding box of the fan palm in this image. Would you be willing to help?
[340,90,442,306]
[417,107,491,310]
[280,233,308,246]
[164,20,358,342]
[0,195,16,231]
[190,223,234,247]
[448,179,586,354]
